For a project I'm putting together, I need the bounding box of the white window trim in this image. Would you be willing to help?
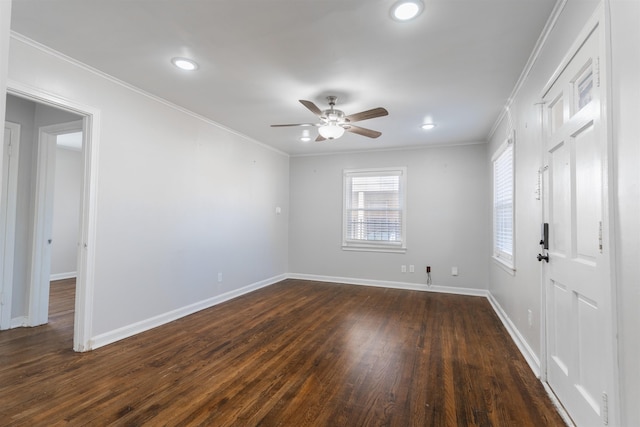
[342,167,407,254]
[493,254,516,276]
[492,133,515,272]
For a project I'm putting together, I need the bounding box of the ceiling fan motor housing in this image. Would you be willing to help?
[321,109,346,124]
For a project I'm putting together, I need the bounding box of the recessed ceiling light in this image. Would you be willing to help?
[171,57,199,71]
[300,136,311,142]
[421,123,436,130]
[391,0,424,21]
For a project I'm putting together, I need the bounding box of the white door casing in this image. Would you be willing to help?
[9,79,101,352]
[541,8,616,427]
[0,122,20,330]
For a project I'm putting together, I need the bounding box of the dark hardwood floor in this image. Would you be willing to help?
[0,279,565,426]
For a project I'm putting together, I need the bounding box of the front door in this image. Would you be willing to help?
[541,15,614,427]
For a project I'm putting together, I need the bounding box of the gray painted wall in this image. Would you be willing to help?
[51,145,82,278]
[289,144,490,290]
[7,37,290,337]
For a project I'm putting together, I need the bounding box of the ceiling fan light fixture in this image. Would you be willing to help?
[318,123,345,140]
[421,123,436,130]
[171,57,199,71]
[391,0,423,21]
[271,97,387,141]
[300,136,312,142]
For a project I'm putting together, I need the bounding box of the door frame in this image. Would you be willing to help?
[0,121,20,330]
[538,4,619,425]
[7,80,101,352]
[29,120,83,327]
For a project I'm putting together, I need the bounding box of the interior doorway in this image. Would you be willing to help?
[2,85,99,352]
[29,120,83,327]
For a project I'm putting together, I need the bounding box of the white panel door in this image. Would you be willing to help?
[542,23,613,427]
[29,128,58,326]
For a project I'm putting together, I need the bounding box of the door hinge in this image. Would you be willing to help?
[596,57,601,88]
[0,291,3,305]
[7,142,11,158]
[599,221,603,253]
[602,392,609,425]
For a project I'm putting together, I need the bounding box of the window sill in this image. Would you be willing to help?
[342,244,407,254]
[492,256,516,276]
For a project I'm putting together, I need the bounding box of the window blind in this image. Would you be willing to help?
[493,143,514,261]
[343,168,406,251]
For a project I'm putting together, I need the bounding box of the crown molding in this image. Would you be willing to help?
[486,0,568,141]
[9,31,289,158]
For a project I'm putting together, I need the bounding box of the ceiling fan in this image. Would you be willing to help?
[271,96,389,141]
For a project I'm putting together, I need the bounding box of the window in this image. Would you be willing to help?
[343,167,407,253]
[492,135,514,269]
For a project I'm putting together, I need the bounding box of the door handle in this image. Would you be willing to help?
[537,253,549,263]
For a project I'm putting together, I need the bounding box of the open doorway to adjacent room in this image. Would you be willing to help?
[1,90,98,352]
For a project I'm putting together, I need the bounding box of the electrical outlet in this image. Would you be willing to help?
[218,272,223,283]
[451,266,458,276]
[528,309,533,326]
[409,265,415,273]
[401,265,407,273]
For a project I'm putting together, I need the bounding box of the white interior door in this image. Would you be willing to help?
[542,19,614,427]
[0,122,21,330]
[28,129,58,326]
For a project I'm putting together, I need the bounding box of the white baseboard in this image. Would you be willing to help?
[10,316,28,328]
[50,272,77,281]
[86,272,565,423]
[87,272,539,388]
[90,273,286,350]
[286,273,489,297]
[288,274,545,380]
[486,292,541,377]
[542,382,576,427]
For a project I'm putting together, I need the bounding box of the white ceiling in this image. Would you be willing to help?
[10,0,557,156]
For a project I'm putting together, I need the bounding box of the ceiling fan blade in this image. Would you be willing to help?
[270,123,320,127]
[315,134,326,142]
[345,125,382,139]
[299,100,323,117]
[345,107,389,123]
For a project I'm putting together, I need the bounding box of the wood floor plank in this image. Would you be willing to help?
[0,279,566,426]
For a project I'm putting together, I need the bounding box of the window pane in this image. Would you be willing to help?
[576,68,593,111]
[493,143,514,262]
[343,169,406,250]
[346,209,401,241]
